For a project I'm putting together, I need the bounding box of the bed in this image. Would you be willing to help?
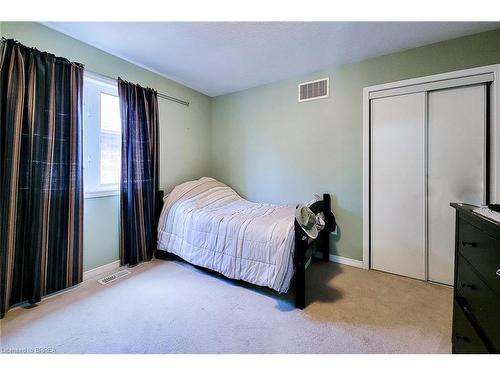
[155,177,336,308]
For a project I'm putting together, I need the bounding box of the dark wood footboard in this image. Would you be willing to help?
[154,190,336,310]
[294,193,336,309]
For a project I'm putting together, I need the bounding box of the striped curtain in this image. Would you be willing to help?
[0,39,84,318]
[118,78,159,266]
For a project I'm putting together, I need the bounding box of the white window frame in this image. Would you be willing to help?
[83,71,121,198]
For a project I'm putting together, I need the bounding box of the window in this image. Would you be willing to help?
[83,73,121,197]
[99,93,121,185]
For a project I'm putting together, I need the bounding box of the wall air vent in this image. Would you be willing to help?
[98,269,131,285]
[298,77,329,102]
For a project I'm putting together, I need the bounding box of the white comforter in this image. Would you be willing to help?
[157,177,296,292]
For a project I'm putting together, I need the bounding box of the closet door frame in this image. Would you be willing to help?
[362,64,500,270]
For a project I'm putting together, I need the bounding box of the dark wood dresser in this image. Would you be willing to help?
[450,203,500,354]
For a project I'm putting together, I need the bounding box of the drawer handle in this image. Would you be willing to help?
[496,269,500,277]
[460,282,476,290]
[457,297,472,313]
[462,241,477,248]
[456,335,471,343]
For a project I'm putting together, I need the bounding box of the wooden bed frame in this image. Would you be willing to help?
[154,191,336,309]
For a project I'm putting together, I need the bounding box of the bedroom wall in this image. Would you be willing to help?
[0,22,212,272]
[211,27,500,262]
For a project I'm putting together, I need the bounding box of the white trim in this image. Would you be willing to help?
[363,63,500,273]
[6,260,121,314]
[6,283,82,313]
[368,72,494,99]
[364,64,500,94]
[424,92,429,281]
[83,260,120,282]
[362,86,371,270]
[329,255,364,269]
[83,74,121,196]
[314,251,364,268]
[84,189,120,199]
[84,70,118,88]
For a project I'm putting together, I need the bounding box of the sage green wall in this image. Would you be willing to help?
[1,22,212,271]
[83,196,120,271]
[211,28,500,261]
[4,22,500,267]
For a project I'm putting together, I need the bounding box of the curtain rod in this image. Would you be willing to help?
[86,70,190,107]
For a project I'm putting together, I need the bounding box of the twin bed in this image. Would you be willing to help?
[155,177,336,308]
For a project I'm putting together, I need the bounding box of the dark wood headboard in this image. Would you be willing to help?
[308,193,336,233]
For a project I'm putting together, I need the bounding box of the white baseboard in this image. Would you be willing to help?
[83,260,120,281]
[329,254,364,268]
[83,254,364,281]
[313,251,365,269]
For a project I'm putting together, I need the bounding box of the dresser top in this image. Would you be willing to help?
[451,203,500,241]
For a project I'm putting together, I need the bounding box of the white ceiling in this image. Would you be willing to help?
[43,22,500,97]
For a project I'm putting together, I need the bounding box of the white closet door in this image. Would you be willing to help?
[371,92,426,280]
[428,84,486,285]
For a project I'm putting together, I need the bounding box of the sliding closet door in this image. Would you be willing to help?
[371,92,426,280]
[428,84,487,285]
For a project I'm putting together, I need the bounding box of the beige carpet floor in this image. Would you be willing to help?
[0,258,453,354]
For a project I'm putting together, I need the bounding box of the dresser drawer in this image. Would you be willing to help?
[452,301,490,354]
[456,255,500,351]
[458,219,500,296]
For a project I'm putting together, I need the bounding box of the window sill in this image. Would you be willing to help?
[84,190,120,199]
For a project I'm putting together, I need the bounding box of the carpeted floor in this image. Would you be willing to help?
[0,258,453,354]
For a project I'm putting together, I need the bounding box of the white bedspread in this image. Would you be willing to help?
[157,177,296,293]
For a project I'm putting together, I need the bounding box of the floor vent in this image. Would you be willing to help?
[298,77,329,102]
[98,269,131,285]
